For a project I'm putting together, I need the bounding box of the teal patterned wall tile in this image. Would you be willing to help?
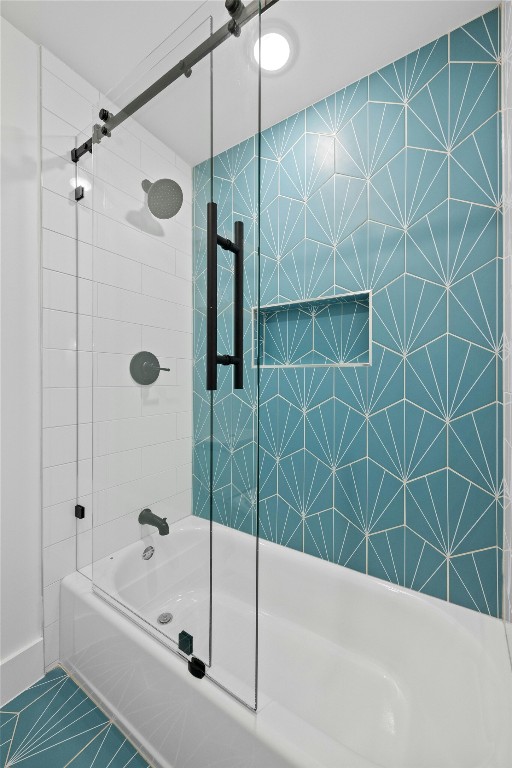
[306,77,368,134]
[450,9,499,63]
[277,450,304,514]
[405,149,447,226]
[334,365,367,414]
[406,335,447,418]
[304,450,334,514]
[449,261,498,350]
[213,175,233,240]
[449,404,498,494]
[335,223,368,293]
[448,200,497,283]
[408,66,449,151]
[214,137,254,181]
[307,174,367,246]
[261,195,305,261]
[234,156,256,218]
[405,275,447,352]
[279,239,334,301]
[451,113,500,206]
[259,449,277,499]
[369,149,406,227]
[333,399,366,468]
[230,487,255,535]
[368,102,405,174]
[261,157,279,210]
[279,366,333,411]
[281,133,335,201]
[368,222,405,291]
[405,528,447,600]
[407,201,448,285]
[367,459,404,533]
[261,110,305,160]
[335,103,368,178]
[450,547,500,616]
[334,458,367,531]
[405,402,446,480]
[448,470,497,555]
[450,63,498,147]
[259,494,303,550]
[305,509,334,561]
[333,512,367,571]
[369,35,447,102]
[368,401,405,479]
[367,344,404,414]
[407,470,448,552]
[372,276,405,353]
[192,10,502,616]
[447,335,496,418]
[368,526,405,585]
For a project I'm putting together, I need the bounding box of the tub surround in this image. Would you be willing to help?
[193,8,503,617]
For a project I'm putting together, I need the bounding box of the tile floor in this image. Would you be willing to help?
[0,667,150,767]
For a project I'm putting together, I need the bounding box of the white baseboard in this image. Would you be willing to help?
[0,637,44,706]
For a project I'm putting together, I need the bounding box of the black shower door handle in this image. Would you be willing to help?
[206,202,244,391]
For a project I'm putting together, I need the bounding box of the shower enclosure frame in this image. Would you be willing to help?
[71,0,279,712]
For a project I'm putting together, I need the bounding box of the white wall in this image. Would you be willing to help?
[503,0,512,656]
[0,19,44,705]
[39,49,193,667]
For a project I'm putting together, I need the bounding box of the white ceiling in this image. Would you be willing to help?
[1,0,498,165]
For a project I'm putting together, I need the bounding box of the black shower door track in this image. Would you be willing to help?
[70,0,278,164]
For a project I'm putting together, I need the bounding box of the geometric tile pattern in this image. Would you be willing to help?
[0,667,149,767]
[192,9,503,617]
[255,292,370,366]
[502,0,512,648]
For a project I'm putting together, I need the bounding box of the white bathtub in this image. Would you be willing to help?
[61,517,512,768]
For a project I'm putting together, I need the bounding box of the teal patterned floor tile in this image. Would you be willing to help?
[70,723,149,767]
[0,669,149,768]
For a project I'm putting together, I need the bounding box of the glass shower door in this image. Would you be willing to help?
[89,13,214,668]
[86,0,262,710]
[203,3,261,709]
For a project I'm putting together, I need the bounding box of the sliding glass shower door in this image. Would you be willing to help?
[86,1,262,710]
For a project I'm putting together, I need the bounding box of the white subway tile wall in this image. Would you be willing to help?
[41,48,193,668]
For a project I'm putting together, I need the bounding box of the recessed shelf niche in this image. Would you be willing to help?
[253,291,371,368]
